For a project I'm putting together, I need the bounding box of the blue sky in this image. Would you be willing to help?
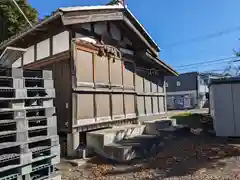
[28,0,240,73]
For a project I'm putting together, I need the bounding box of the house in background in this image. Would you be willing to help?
[165,72,222,110]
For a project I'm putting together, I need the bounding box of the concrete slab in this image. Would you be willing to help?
[143,118,176,135]
[86,124,145,152]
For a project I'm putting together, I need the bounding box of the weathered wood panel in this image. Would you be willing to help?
[96,94,111,122]
[95,55,109,85]
[110,58,122,86]
[137,96,145,116]
[75,50,93,86]
[123,61,134,89]
[145,96,152,115]
[158,96,165,113]
[76,94,94,124]
[152,96,158,115]
[136,70,144,92]
[144,78,151,93]
[124,94,136,118]
[112,94,124,120]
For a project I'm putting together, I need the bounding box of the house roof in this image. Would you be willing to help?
[0,4,159,52]
[58,4,160,51]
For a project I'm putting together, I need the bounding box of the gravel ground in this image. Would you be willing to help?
[59,114,240,180]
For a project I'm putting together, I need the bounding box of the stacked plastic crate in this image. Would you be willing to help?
[0,68,60,180]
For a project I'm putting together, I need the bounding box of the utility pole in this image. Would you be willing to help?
[12,0,33,27]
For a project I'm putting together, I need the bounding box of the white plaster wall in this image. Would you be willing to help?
[12,57,22,67]
[23,45,34,65]
[37,38,50,60]
[94,22,107,35]
[53,31,69,55]
[110,23,121,41]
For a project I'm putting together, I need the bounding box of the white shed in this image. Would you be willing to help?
[210,77,240,137]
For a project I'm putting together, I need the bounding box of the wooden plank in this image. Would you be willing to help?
[137,96,145,116]
[125,94,136,118]
[96,94,111,122]
[112,94,124,120]
[95,55,109,86]
[76,94,95,121]
[62,12,124,25]
[123,61,134,89]
[145,96,152,115]
[135,69,144,92]
[75,50,94,86]
[110,58,123,87]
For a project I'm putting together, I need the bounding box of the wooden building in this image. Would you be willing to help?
[0,4,178,156]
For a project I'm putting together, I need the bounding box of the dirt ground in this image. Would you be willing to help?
[58,113,240,180]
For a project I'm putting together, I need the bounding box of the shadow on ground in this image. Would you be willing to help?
[86,114,240,179]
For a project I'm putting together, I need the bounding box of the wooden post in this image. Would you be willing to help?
[164,80,168,116]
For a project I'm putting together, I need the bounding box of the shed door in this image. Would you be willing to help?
[213,84,234,136]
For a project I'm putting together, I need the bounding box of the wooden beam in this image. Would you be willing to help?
[23,51,69,69]
[62,12,124,25]
[123,17,158,57]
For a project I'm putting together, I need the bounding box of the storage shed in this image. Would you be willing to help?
[0,4,178,156]
[210,77,240,137]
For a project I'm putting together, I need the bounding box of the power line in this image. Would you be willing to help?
[12,0,33,27]
[175,56,236,69]
[162,26,240,49]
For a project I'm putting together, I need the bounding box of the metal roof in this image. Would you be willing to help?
[210,77,240,85]
[0,47,26,66]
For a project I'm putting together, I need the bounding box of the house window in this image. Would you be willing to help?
[176,81,181,86]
